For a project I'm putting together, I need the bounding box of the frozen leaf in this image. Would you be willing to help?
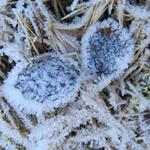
[81,18,135,92]
[2,53,81,115]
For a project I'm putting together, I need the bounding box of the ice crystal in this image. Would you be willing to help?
[15,54,79,103]
[128,0,147,5]
[2,53,80,115]
[27,93,133,150]
[1,0,150,150]
[81,18,135,90]
[89,31,127,76]
[140,110,150,132]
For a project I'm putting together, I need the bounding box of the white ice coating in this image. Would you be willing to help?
[2,53,81,115]
[81,18,135,92]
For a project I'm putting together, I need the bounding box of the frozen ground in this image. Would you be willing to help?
[0,0,150,150]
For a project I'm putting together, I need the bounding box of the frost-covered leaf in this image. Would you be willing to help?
[81,18,135,92]
[2,53,81,116]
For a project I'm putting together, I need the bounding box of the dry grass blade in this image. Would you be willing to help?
[71,0,80,11]
[51,0,66,18]
[14,12,39,55]
[58,0,112,34]
[48,23,80,52]
[0,97,30,137]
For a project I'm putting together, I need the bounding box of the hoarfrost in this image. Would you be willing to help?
[0,0,150,149]
[81,18,135,92]
[15,54,80,103]
[2,53,81,115]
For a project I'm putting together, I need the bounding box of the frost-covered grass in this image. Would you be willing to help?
[0,0,150,150]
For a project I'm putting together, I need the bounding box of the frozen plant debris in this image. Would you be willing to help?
[139,110,150,132]
[81,18,135,91]
[27,93,132,150]
[1,0,150,149]
[128,0,147,5]
[2,53,81,115]
[15,54,80,103]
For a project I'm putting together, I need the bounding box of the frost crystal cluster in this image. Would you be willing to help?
[0,0,150,150]
[2,53,80,115]
[15,54,79,103]
[82,19,135,84]
[88,32,128,76]
[27,94,132,150]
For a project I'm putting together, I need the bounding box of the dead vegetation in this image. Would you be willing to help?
[0,0,150,149]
